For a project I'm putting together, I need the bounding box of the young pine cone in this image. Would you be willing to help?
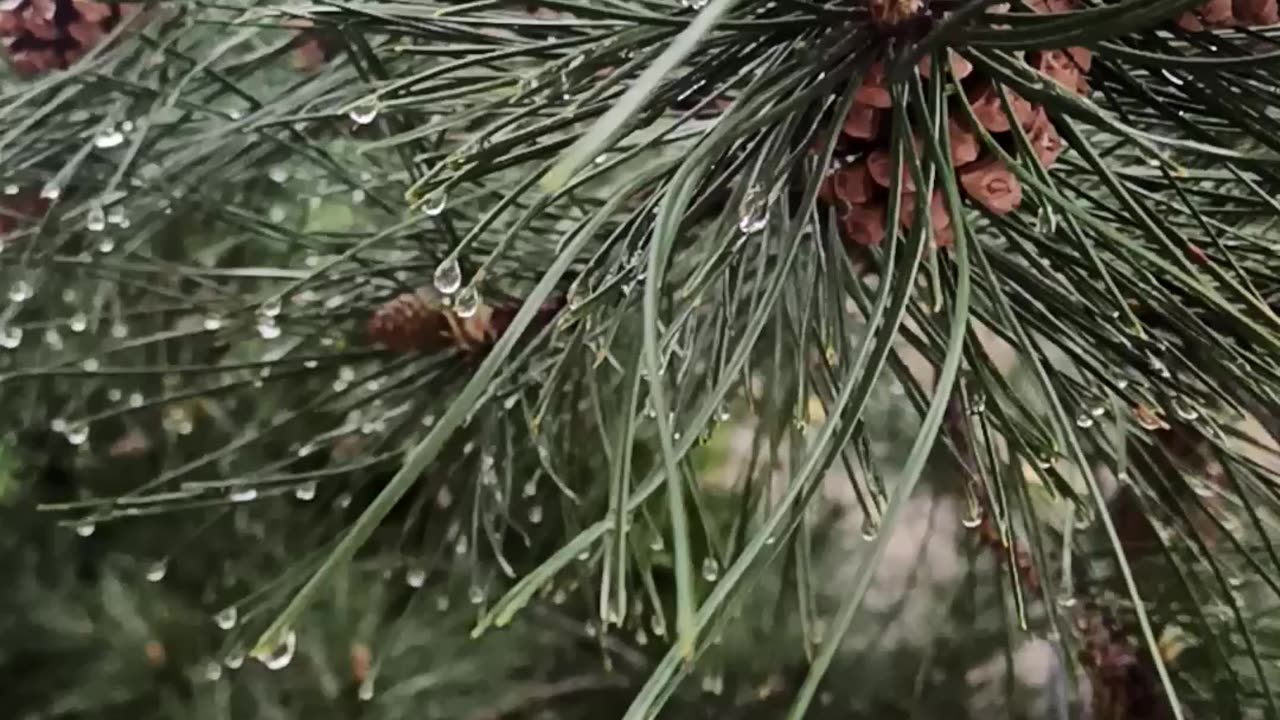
[1,0,138,77]
[368,288,561,355]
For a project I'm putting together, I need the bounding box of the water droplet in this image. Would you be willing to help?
[1075,413,1095,429]
[8,279,33,303]
[66,312,88,333]
[433,257,462,294]
[39,182,61,200]
[96,235,115,253]
[454,285,480,318]
[229,487,258,503]
[82,358,100,372]
[737,184,769,234]
[223,648,246,669]
[422,189,448,216]
[293,480,318,501]
[1056,594,1078,609]
[0,325,21,349]
[129,391,144,407]
[527,504,543,524]
[1172,397,1200,421]
[86,205,106,231]
[961,508,983,529]
[107,387,122,402]
[268,166,289,183]
[2,183,16,195]
[454,535,469,555]
[860,515,878,540]
[700,671,724,695]
[701,557,720,582]
[110,321,128,339]
[75,520,96,537]
[65,421,90,446]
[358,677,375,701]
[202,312,224,331]
[348,99,380,125]
[93,126,125,149]
[468,584,486,605]
[253,629,297,670]
[405,566,426,588]
[146,560,168,582]
[203,660,224,681]
[214,606,238,630]
[257,316,282,339]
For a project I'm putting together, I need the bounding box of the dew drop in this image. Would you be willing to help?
[8,279,33,303]
[146,560,168,582]
[701,556,720,582]
[433,257,462,294]
[203,660,224,681]
[223,648,246,669]
[81,358,100,372]
[468,584,486,605]
[39,182,61,200]
[527,504,543,524]
[110,321,128,339]
[860,515,878,540]
[0,325,21,349]
[1075,413,1095,429]
[65,421,90,446]
[737,184,769,234]
[348,99,380,125]
[405,566,426,588]
[96,236,115,253]
[422,188,448,216]
[454,535,469,555]
[86,205,106,231]
[253,629,297,670]
[2,183,16,195]
[961,509,983,529]
[93,126,126,149]
[268,165,289,184]
[67,312,88,333]
[1056,594,1078,609]
[202,313,224,331]
[75,520,96,537]
[129,391,144,407]
[257,316,282,340]
[213,606,238,630]
[229,487,258,503]
[454,285,480,318]
[358,677,375,701]
[294,480,317,501]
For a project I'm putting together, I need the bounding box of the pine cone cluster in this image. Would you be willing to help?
[1178,0,1278,30]
[0,0,137,77]
[821,0,1088,248]
[368,288,563,355]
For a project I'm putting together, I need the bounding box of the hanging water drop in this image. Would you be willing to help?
[294,480,317,501]
[86,205,106,231]
[67,312,88,333]
[203,660,224,681]
[268,165,289,183]
[146,560,168,582]
[257,316,282,340]
[1075,413,1095,429]
[468,584,486,605]
[454,285,480,318]
[82,358,100,372]
[39,182,61,200]
[1172,396,1200,421]
[96,235,115,253]
[110,321,128,339]
[229,487,258,503]
[358,677,375,701]
[253,629,297,670]
[433,257,462,294]
[348,99,380,125]
[214,606,238,630]
[93,126,125,149]
[961,508,983,529]
[860,515,878,540]
[737,184,769,234]
[65,421,90,446]
[405,566,426,588]
[1056,594,1078,609]
[2,183,16,195]
[0,325,21,349]
[202,313,224,331]
[527,504,543,524]
[422,188,448,217]
[223,648,246,669]
[74,520,96,537]
[8,279,33,302]
[701,556,720,582]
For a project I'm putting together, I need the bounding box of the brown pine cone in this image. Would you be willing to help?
[1,0,138,77]
[368,288,562,355]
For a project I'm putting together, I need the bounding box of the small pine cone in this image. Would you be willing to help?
[283,17,339,72]
[368,290,452,353]
[1,0,138,77]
